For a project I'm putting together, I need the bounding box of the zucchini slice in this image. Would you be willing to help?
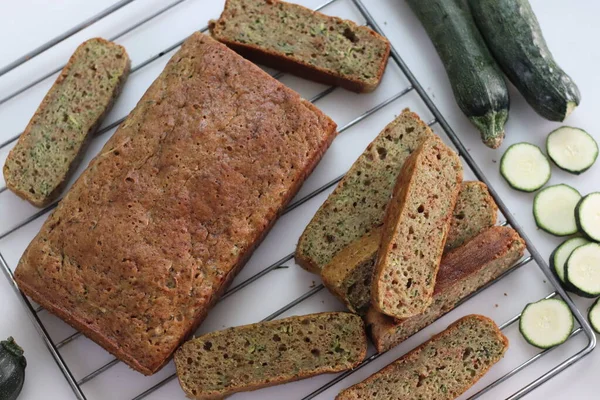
[550,237,590,291]
[588,298,600,334]
[468,0,580,122]
[547,127,598,174]
[575,193,600,242]
[534,184,581,236]
[500,143,551,192]
[519,298,573,349]
[565,243,600,298]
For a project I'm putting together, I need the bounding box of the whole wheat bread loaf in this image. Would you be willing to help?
[337,314,508,400]
[14,33,337,375]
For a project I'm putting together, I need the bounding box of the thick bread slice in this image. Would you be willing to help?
[174,312,367,399]
[336,314,508,400]
[321,181,497,315]
[209,0,390,93]
[3,38,130,207]
[296,109,435,274]
[14,33,337,375]
[366,226,525,352]
[373,135,463,319]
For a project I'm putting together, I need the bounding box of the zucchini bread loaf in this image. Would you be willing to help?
[175,312,367,399]
[210,0,390,93]
[321,181,498,315]
[14,32,337,375]
[372,135,463,319]
[3,38,130,207]
[337,314,508,400]
[367,225,525,352]
[296,109,434,274]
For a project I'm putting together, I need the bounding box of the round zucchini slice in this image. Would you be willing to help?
[547,127,598,174]
[550,237,590,291]
[533,184,581,236]
[565,243,600,298]
[500,143,551,192]
[575,193,600,242]
[519,298,573,349]
[588,298,600,334]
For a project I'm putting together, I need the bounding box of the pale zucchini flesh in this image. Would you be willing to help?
[565,243,600,297]
[533,184,581,236]
[500,143,551,192]
[588,298,600,334]
[547,127,598,174]
[550,237,590,288]
[575,193,600,242]
[519,298,573,349]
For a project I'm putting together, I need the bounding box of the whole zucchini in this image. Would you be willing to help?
[0,337,26,400]
[469,0,580,121]
[407,0,510,149]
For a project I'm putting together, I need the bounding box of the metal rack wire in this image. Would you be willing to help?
[0,0,595,399]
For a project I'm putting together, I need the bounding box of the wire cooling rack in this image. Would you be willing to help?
[0,0,596,399]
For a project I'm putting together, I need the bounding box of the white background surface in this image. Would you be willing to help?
[0,0,598,399]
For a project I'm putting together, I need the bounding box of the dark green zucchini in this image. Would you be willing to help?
[468,0,580,122]
[407,0,510,149]
[0,337,26,400]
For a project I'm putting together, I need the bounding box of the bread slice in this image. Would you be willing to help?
[366,226,525,352]
[373,135,463,319]
[3,38,130,207]
[321,181,497,315]
[446,181,497,250]
[174,312,367,399]
[336,314,508,400]
[14,33,337,375]
[296,109,435,274]
[209,0,390,93]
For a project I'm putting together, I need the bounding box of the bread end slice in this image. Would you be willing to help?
[372,135,463,319]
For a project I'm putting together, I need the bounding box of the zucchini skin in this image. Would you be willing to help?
[407,0,509,149]
[469,0,580,122]
[0,338,26,400]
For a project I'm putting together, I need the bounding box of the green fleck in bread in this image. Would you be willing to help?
[175,312,367,399]
[321,181,497,315]
[296,109,435,274]
[337,314,508,400]
[366,226,525,352]
[446,181,497,250]
[3,38,130,207]
[373,135,463,319]
[209,0,390,93]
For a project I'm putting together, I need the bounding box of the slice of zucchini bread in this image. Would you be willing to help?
[366,226,525,352]
[3,38,130,207]
[14,33,337,375]
[210,0,390,93]
[175,312,367,399]
[372,135,463,319]
[296,109,434,274]
[321,181,498,315]
[336,314,508,400]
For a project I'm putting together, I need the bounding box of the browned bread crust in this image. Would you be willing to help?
[3,38,130,207]
[337,314,509,400]
[14,32,337,375]
[174,312,367,399]
[210,0,390,93]
[366,226,525,352]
